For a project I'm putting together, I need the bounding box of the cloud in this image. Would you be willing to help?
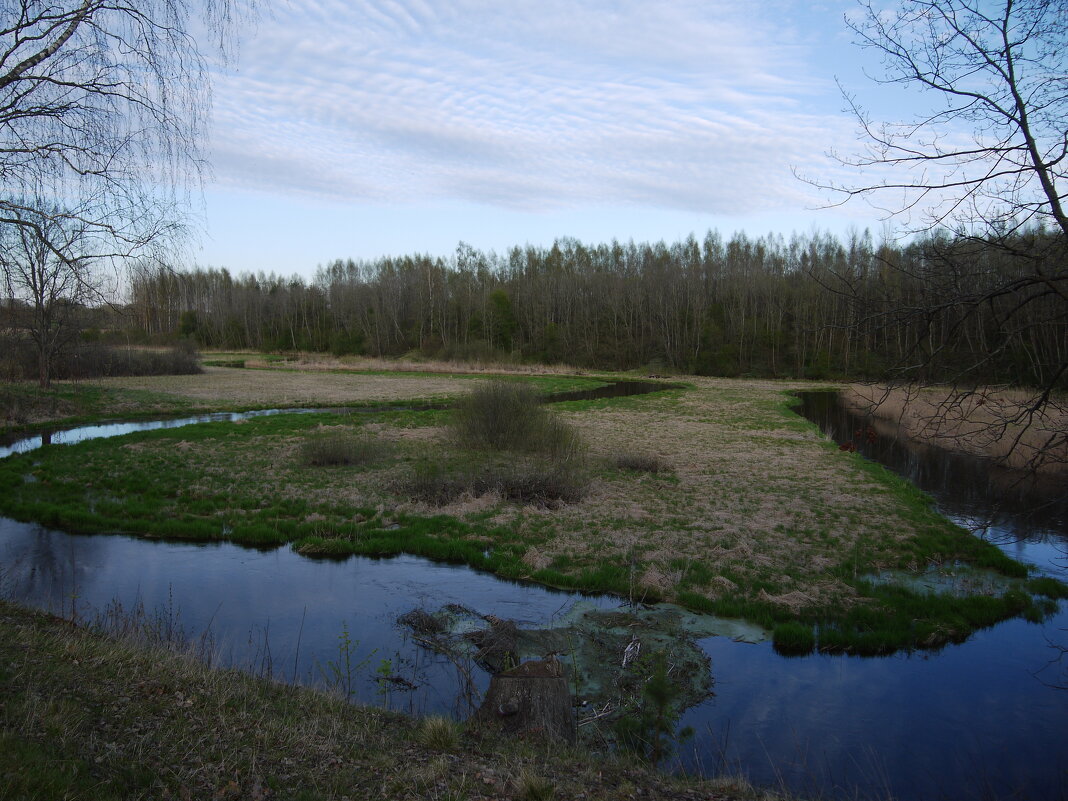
[207,0,855,216]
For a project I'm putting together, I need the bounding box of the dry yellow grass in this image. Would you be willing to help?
[843,384,1068,475]
[182,374,931,614]
[93,366,478,406]
[477,377,916,611]
[238,352,587,376]
[41,369,990,616]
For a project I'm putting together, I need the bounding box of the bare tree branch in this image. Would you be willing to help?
[803,0,1067,479]
[0,1,251,385]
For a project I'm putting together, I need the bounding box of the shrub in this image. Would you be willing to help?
[403,462,474,505]
[66,342,203,378]
[492,460,589,505]
[452,381,582,460]
[300,431,387,467]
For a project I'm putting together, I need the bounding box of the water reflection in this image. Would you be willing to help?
[0,516,615,716]
[797,391,1068,556]
[0,389,1066,800]
[3,513,1064,800]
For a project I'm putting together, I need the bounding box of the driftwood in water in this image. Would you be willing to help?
[471,657,575,742]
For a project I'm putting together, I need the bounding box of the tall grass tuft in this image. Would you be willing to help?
[771,621,816,656]
[415,716,459,751]
[514,768,556,801]
[300,430,388,467]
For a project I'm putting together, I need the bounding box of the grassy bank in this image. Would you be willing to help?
[0,366,1060,654]
[0,365,607,435]
[0,381,209,432]
[0,599,770,801]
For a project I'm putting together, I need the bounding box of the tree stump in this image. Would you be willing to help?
[467,618,518,673]
[471,657,575,743]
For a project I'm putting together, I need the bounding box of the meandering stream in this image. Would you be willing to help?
[1,389,1065,800]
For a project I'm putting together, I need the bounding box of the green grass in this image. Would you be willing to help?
[771,622,816,656]
[0,382,206,434]
[0,375,1060,656]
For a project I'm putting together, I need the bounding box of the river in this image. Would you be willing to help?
[1,391,1065,800]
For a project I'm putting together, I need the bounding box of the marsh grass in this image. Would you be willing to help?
[0,383,87,427]
[771,622,816,656]
[1,373,1060,656]
[402,457,589,507]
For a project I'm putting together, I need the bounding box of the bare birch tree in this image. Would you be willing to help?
[0,0,246,385]
[815,0,1067,474]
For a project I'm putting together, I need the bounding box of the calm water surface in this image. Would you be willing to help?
[1,395,1066,800]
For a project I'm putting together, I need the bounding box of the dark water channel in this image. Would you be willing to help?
[0,387,1066,800]
[797,391,1068,559]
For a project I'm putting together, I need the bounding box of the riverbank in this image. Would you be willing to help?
[841,384,1068,476]
[0,599,769,801]
[1,366,1060,654]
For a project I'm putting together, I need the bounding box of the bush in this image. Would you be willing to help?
[436,339,513,364]
[300,431,387,467]
[54,342,202,380]
[492,461,589,505]
[403,463,474,505]
[401,382,589,508]
[452,381,582,460]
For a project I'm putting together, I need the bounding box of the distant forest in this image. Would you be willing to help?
[128,228,1066,386]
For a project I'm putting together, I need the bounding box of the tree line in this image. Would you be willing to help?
[127,227,1065,386]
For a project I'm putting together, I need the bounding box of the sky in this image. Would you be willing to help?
[198,0,908,279]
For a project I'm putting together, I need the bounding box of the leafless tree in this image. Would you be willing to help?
[2,203,102,386]
[811,0,1068,475]
[0,0,246,384]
